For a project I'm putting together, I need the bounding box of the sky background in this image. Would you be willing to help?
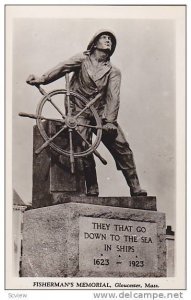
[12,17,176,228]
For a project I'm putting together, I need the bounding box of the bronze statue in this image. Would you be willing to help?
[26,30,147,197]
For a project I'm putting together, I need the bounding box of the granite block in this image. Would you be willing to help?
[22,201,166,277]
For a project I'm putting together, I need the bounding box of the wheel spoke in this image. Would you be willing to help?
[75,93,101,118]
[77,123,102,130]
[69,129,75,173]
[35,85,65,118]
[35,125,67,154]
[19,112,65,124]
[43,117,65,124]
[75,128,107,165]
[75,128,92,147]
[65,73,72,117]
[47,96,66,119]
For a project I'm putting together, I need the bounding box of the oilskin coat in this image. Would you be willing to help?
[42,51,136,171]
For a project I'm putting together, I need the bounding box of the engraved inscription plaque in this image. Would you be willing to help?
[79,217,158,274]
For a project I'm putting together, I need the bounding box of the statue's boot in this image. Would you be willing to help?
[83,158,99,196]
[122,168,147,196]
[86,185,99,196]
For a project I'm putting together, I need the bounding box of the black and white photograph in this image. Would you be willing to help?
[5,5,186,291]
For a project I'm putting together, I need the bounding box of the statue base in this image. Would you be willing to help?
[21,197,166,277]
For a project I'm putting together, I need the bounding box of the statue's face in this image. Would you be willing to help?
[95,34,112,52]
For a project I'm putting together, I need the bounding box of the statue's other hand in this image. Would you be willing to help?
[26,74,42,86]
[103,122,118,137]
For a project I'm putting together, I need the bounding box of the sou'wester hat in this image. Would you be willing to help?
[87,29,117,56]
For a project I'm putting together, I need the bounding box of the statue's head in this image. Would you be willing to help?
[87,30,116,56]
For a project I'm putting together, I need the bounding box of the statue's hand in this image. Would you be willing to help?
[103,122,117,137]
[26,74,44,86]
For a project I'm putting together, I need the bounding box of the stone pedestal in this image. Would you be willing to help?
[32,123,86,208]
[22,197,166,277]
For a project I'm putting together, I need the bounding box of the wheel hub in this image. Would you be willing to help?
[65,116,77,129]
